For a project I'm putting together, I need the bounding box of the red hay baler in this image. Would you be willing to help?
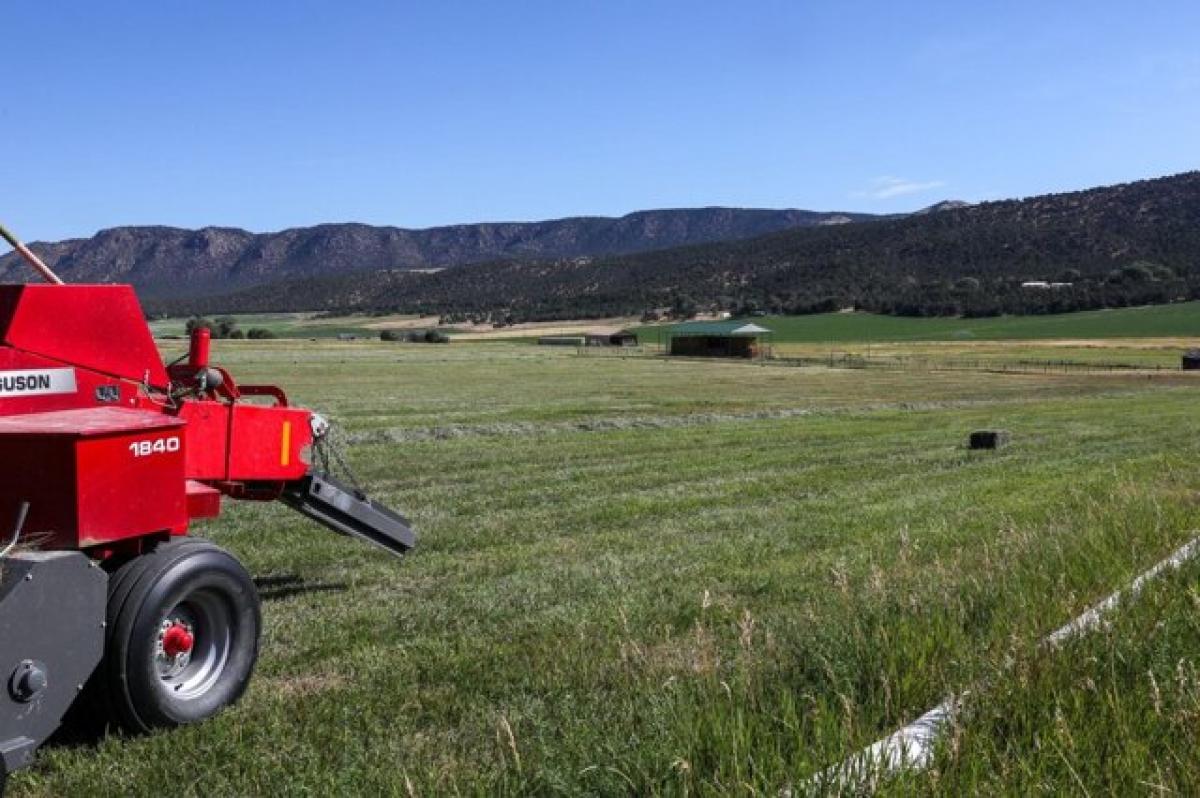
[0,226,414,790]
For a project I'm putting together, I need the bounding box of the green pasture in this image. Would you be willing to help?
[148,312,436,340]
[639,302,1200,345]
[11,342,1200,795]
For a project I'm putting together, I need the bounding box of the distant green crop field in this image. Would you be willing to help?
[638,302,1200,344]
[14,343,1200,795]
[148,312,433,340]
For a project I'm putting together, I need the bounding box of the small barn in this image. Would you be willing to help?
[1182,349,1200,370]
[583,327,639,347]
[666,320,772,359]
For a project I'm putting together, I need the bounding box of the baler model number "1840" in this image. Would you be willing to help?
[129,437,181,457]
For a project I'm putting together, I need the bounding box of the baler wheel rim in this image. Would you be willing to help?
[153,590,232,699]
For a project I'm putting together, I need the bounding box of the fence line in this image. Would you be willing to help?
[572,345,649,357]
[569,344,1185,374]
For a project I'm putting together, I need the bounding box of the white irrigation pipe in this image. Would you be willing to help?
[814,534,1200,793]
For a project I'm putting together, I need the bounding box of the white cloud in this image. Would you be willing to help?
[853,176,947,200]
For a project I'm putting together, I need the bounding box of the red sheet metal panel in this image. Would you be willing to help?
[0,408,188,549]
[0,406,180,434]
[0,346,141,414]
[176,400,231,480]
[186,480,222,519]
[226,403,313,482]
[0,284,169,388]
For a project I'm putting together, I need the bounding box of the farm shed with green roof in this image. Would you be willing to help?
[666,320,772,359]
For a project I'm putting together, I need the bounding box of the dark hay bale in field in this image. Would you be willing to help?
[969,429,1010,450]
[1182,350,1200,370]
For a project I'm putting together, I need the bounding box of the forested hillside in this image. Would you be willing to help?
[153,171,1200,321]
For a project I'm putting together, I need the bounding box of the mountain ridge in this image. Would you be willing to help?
[150,170,1200,320]
[0,207,882,298]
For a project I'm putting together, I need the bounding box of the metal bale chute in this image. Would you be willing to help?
[282,472,416,556]
[0,224,414,789]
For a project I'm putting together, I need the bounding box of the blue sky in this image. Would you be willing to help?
[4,1,1199,241]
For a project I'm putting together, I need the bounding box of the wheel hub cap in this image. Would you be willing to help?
[155,618,195,678]
[162,623,194,657]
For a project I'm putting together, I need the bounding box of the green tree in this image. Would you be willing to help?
[214,316,239,338]
[185,316,214,336]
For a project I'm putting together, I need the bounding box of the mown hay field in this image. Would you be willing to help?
[13,342,1200,795]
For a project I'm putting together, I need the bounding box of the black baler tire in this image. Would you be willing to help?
[87,538,213,731]
[102,539,260,734]
[95,536,214,727]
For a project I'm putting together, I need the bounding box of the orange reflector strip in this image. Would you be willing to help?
[281,421,292,466]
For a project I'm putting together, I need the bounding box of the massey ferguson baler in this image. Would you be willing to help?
[0,225,414,790]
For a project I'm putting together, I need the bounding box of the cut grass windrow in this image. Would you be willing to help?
[344,385,1193,444]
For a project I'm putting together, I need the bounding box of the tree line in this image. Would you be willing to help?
[184,316,277,339]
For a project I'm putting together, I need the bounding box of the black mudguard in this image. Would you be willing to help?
[0,551,106,779]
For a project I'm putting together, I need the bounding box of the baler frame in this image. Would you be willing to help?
[0,224,414,791]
